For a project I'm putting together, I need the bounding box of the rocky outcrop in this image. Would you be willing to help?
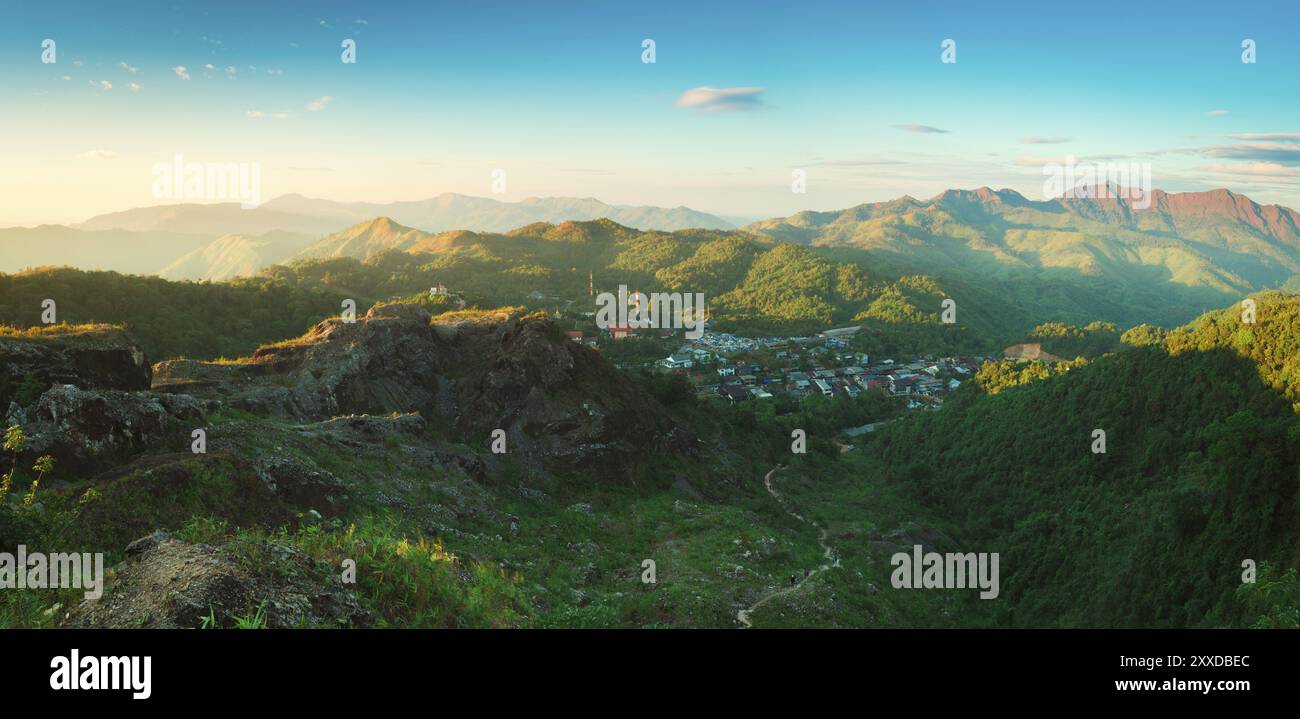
[153,303,695,477]
[252,458,349,517]
[5,384,210,473]
[153,303,445,420]
[66,531,372,629]
[0,326,151,411]
[440,313,696,474]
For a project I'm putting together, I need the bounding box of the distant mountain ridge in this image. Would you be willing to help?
[159,230,317,281]
[746,187,1300,318]
[74,193,733,236]
[1,194,731,281]
[6,187,1300,317]
[293,217,433,261]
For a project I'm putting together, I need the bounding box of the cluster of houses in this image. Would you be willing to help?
[656,328,866,370]
[682,355,990,408]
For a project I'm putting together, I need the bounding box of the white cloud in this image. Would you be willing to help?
[118,61,139,73]
[127,82,142,92]
[674,86,766,113]
[1228,133,1300,141]
[173,66,191,80]
[1016,155,1073,166]
[78,149,117,160]
[305,95,334,111]
[1201,162,1298,177]
[248,110,291,120]
[1020,136,1070,144]
[894,124,950,134]
[97,80,112,90]
[1204,109,1230,116]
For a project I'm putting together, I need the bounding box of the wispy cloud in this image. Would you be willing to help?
[674,86,766,113]
[1228,133,1300,141]
[118,61,139,73]
[1204,109,1230,116]
[127,82,142,92]
[172,66,191,81]
[1015,155,1073,166]
[1159,134,1300,165]
[1015,153,1136,167]
[1201,162,1298,178]
[305,95,334,111]
[810,159,906,167]
[1202,142,1300,164]
[894,124,949,134]
[1020,136,1070,144]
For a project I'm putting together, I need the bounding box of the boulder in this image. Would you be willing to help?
[67,531,372,629]
[0,326,151,411]
[5,384,209,473]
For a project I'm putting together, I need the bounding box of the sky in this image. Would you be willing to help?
[1,0,1299,226]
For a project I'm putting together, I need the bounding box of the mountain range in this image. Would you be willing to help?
[3,187,1299,333]
[0,193,732,281]
[74,192,732,236]
[747,186,1300,303]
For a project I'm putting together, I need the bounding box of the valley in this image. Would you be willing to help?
[2,189,1299,629]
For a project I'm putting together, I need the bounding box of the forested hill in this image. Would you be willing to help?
[0,268,349,360]
[864,292,1300,627]
[747,188,1300,326]
[6,213,1299,365]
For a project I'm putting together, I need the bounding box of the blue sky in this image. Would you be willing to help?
[1,0,1298,225]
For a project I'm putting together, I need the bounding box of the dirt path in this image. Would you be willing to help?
[736,465,840,628]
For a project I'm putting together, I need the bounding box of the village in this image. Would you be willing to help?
[560,319,991,411]
[671,331,988,410]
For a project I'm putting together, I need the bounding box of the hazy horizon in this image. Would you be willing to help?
[2,0,1298,226]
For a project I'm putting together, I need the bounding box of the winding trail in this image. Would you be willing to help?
[737,465,841,628]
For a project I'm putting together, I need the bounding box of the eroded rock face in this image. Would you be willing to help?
[152,303,695,477]
[65,531,372,629]
[5,384,210,473]
[0,327,151,410]
[253,457,349,517]
[443,315,696,475]
[153,303,445,420]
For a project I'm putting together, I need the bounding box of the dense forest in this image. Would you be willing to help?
[858,293,1300,627]
[0,267,354,360]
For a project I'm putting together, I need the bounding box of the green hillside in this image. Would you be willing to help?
[749,188,1300,329]
[832,292,1300,627]
[0,268,351,360]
